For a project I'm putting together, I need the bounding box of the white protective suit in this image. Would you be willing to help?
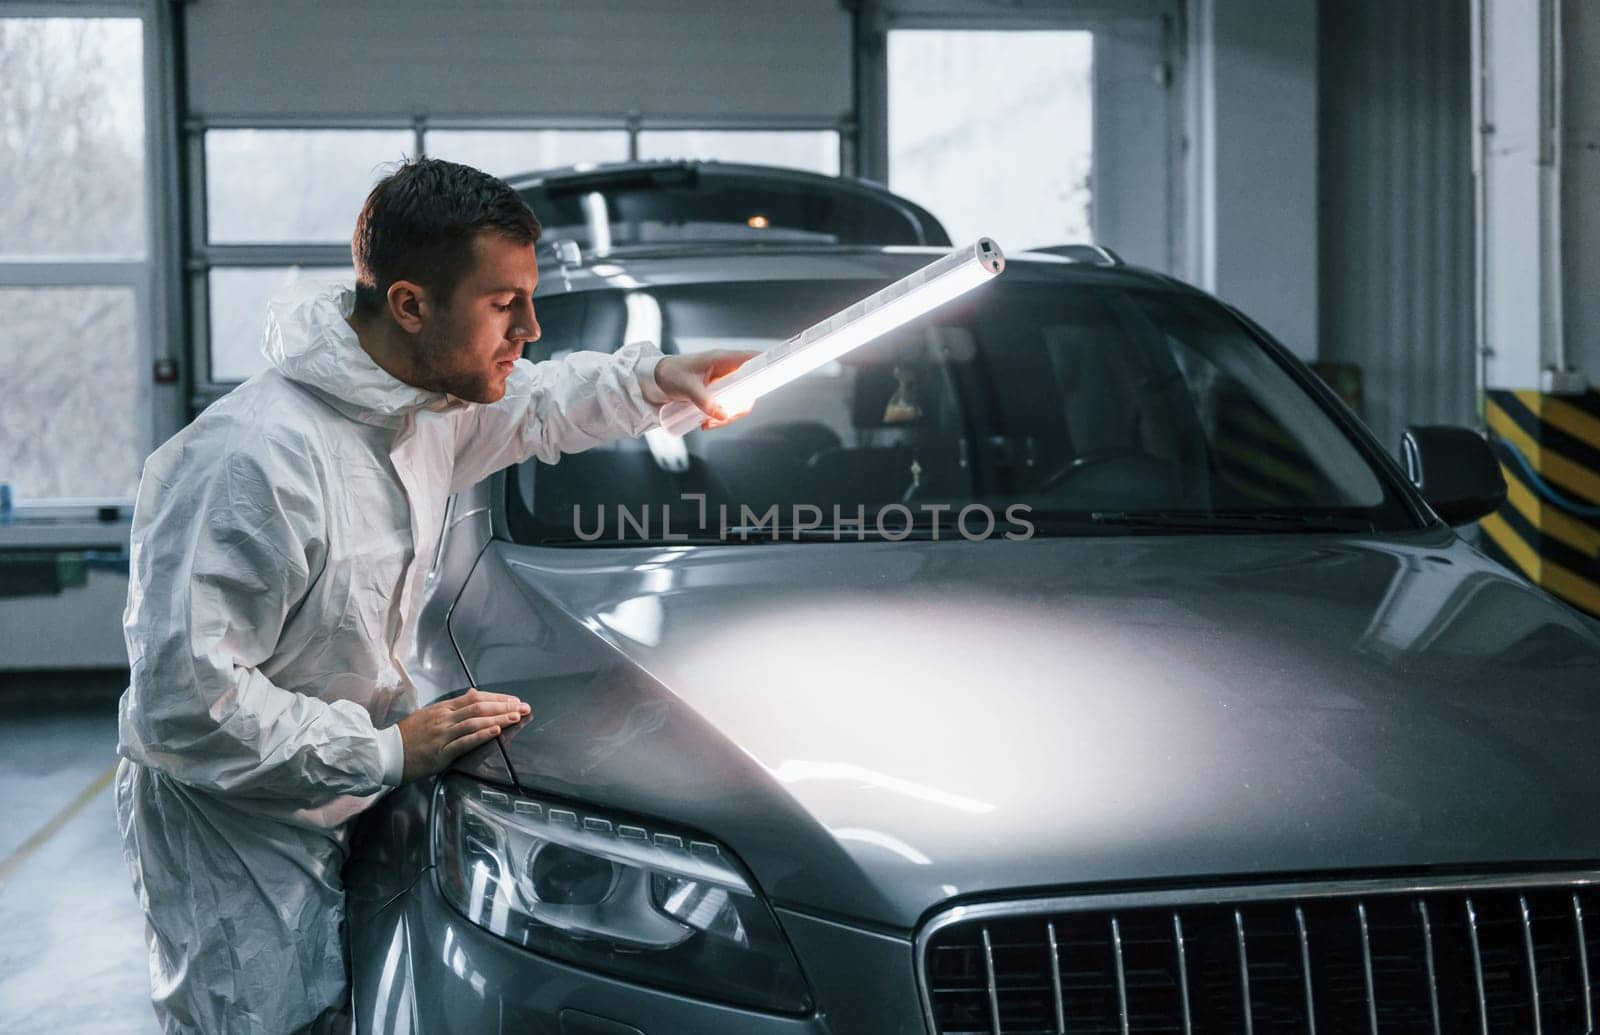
[115,279,668,1033]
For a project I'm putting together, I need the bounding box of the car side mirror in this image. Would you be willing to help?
[1400,425,1506,526]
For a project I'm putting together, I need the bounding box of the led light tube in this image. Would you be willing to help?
[658,238,1005,436]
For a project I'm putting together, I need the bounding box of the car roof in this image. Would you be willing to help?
[532,242,1191,298]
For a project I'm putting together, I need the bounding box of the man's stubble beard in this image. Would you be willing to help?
[407,321,500,404]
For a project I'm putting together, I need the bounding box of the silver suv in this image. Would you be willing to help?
[342,172,1600,1035]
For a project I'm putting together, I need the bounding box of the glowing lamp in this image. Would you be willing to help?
[658,238,1005,436]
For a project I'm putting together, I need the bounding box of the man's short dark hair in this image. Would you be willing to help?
[351,157,541,317]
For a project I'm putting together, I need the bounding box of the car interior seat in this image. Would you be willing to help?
[801,362,921,506]
[698,420,843,508]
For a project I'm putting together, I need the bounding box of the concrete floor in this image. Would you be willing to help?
[0,672,159,1034]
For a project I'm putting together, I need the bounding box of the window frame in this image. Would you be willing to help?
[635,128,844,177]
[188,115,847,404]
[0,1,183,516]
[857,0,1184,273]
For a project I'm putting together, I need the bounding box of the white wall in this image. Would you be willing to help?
[1318,1,1474,454]
[184,0,853,122]
[1563,0,1600,382]
[1473,0,1600,392]
[1476,0,1563,391]
[1187,0,1319,358]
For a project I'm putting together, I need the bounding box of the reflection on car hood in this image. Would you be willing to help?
[483,531,1600,930]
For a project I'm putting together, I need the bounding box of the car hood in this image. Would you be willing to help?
[477,530,1600,931]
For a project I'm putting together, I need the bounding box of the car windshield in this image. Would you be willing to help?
[508,270,1418,545]
[516,168,944,251]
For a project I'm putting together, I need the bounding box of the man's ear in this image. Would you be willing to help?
[385,280,428,334]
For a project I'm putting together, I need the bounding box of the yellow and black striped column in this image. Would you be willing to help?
[1214,393,1324,505]
[1480,389,1600,616]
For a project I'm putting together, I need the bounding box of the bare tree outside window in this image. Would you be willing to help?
[0,19,145,259]
[0,18,146,500]
[0,288,140,499]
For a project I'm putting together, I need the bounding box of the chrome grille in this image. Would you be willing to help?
[919,873,1600,1034]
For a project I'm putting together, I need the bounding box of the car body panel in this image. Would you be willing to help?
[450,528,1600,931]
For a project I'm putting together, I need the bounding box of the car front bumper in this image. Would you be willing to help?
[350,867,929,1035]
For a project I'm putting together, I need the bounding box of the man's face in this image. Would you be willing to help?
[408,232,541,404]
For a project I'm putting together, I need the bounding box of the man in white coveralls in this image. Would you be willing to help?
[114,158,755,1033]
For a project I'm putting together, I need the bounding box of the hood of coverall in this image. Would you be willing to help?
[262,278,465,426]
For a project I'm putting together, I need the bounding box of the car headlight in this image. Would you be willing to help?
[431,774,812,1014]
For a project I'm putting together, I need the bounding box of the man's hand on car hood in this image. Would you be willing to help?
[397,688,530,784]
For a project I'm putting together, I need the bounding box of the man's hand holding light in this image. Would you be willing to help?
[650,349,761,430]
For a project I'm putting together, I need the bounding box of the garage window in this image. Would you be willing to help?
[205,130,413,245]
[196,127,636,385]
[0,16,151,502]
[637,130,841,176]
[206,266,355,383]
[424,130,630,178]
[1,287,141,499]
[888,30,1093,251]
[196,129,403,385]
[193,123,848,389]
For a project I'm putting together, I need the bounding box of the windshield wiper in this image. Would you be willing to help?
[533,527,941,546]
[532,534,749,547]
[1086,510,1377,534]
[718,524,944,542]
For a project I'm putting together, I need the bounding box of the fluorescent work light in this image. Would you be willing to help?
[657,238,1006,437]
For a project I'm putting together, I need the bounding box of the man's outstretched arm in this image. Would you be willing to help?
[448,342,758,492]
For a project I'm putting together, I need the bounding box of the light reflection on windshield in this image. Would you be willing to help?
[512,276,1417,545]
